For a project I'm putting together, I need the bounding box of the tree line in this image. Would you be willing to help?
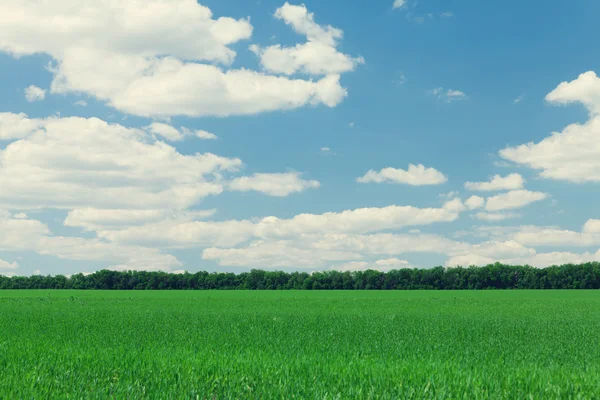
[2,262,600,290]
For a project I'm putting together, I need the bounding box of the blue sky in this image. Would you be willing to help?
[1,0,600,276]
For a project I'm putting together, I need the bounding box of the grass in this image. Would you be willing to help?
[1,290,600,399]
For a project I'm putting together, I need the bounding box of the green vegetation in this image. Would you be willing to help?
[2,290,600,398]
[3,262,600,290]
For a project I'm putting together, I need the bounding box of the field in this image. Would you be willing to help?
[1,291,600,399]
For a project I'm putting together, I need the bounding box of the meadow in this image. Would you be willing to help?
[1,290,600,399]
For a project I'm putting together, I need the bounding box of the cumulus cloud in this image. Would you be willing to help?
[229,172,320,197]
[146,122,185,141]
[464,173,525,191]
[64,208,216,232]
[0,112,44,140]
[0,209,181,272]
[500,71,600,183]
[203,239,361,269]
[202,227,541,269]
[357,164,448,185]
[465,196,485,210]
[36,236,182,272]
[0,212,50,251]
[24,85,46,102]
[0,0,355,118]
[253,200,465,238]
[583,219,600,234]
[485,190,547,212]
[545,71,600,115]
[0,114,240,210]
[95,200,466,254]
[508,226,600,248]
[250,3,364,76]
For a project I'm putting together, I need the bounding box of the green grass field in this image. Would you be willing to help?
[1,290,600,399]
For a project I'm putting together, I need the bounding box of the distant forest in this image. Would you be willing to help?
[3,263,600,290]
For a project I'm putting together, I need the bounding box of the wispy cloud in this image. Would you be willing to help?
[429,87,468,102]
[393,0,406,9]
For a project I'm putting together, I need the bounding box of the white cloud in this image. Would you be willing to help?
[443,198,466,213]
[194,130,218,140]
[357,164,448,186]
[98,218,256,249]
[229,172,320,197]
[465,195,485,210]
[500,72,600,183]
[513,94,525,104]
[464,173,525,191]
[545,71,600,115]
[203,239,360,269]
[24,85,46,102]
[0,209,181,272]
[107,61,348,117]
[510,251,600,268]
[321,147,331,153]
[147,124,218,141]
[203,227,543,269]
[0,0,354,118]
[0,114,240,210]
[393,0,406,9]
[146,122,184,141]
[508,226,600,248]
[583,219,600,234]
[64,208,216,232]
[74,100,87,107]
[485,190,547,211]
[474,212,520,222]
[447,90,466,100]
[36,236,182,272]
[250,3,364,76]
[0,112,44,140]
[0,213,50,251]
[440,11,454,18]
[311,233,465,257]
[0,259,19,270]
[429,87,467,102]
[99,200,466,252]
[430,88,467,102]
[254,200,464,238]
[445,240,536,267]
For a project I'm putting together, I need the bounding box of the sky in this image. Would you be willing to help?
[1,0,600,277]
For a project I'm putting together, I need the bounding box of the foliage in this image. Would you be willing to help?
[3,262,600,290]
[1,290,600,398]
